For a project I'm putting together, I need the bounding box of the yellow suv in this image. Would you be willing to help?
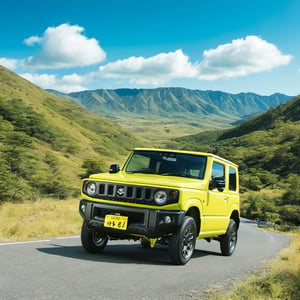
[79,148,240,265]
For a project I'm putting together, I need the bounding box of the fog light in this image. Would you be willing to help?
[164,216,171,224]
[80,204,86,214]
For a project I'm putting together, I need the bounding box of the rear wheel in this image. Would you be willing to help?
[220,219,237,256]
[168,216,197,265]
[81,221,108,253]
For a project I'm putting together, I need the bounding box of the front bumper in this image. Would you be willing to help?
[79,199,185,238]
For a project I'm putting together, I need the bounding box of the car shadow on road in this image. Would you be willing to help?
[37,243,220,266]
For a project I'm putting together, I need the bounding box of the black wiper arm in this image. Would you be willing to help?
[161,173,194,178]
[127,169,155,174]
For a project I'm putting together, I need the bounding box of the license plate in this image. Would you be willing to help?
[104,215,128,230]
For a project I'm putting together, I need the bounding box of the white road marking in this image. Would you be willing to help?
[0,236,79,246]
[56,235,79,240]
[0,240,51,246]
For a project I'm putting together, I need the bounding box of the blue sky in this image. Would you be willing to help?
[0,0,299,95]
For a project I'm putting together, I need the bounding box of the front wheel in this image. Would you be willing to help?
[220,219,238,256]
[81,221,108,254]
[168,216,197,265]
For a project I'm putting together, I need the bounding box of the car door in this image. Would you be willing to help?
[204,160,230,234]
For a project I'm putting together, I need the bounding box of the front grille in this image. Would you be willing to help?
[95,182,155,204]
[83,180,179,206]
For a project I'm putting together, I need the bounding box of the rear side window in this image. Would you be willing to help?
[211,162,225,179]
[229,167,237,191]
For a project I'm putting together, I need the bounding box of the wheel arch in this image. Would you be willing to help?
[230,210,240,230]
[186,206,201,236]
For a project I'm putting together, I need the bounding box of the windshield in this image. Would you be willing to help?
[125,150,207,179]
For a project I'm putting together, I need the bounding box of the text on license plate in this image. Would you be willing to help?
[104,215,128,230]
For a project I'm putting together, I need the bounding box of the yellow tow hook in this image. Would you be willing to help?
[149,238,157,248]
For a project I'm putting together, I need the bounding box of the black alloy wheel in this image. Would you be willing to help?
[81,221,108,253]
[220,219,238,256]
[168,216,197,265]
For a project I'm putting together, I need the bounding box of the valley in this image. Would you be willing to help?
[52,87,292,143]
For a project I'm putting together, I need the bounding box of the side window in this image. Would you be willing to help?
[210,162,225,191]
[211,162,225,179]
[229,167,237,191]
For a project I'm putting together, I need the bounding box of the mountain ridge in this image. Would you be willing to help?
[49,87,293,142]
[52,87,293,120]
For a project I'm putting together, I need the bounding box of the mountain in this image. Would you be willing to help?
[55,88,292,118]
[50,88,292,142]
[0,66,142,202]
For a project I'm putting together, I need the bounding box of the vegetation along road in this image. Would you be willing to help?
[0,219,290,299]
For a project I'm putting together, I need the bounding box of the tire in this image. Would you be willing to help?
[81,221,108,254]
[168,216,197,265]
[220,219,237,256]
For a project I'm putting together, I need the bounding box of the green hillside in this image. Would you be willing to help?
[0,66,143,202]
[170,96,300,225]
[52,88,292,143]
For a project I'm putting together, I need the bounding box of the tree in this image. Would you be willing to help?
[282,174,300,205]
[1,131,34,177]
[81,158,107,178]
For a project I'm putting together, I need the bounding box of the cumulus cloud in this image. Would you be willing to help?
[98,49,197,85]
[23,23,106,69]
[24,36,43,46]
[0,57,18,70]
[196,35,292,80]
[20,72,87,93]
[1,30,293,92]
[96,36,291,85]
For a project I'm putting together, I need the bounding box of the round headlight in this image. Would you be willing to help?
[86,182,97,196]
[154,190,168,205]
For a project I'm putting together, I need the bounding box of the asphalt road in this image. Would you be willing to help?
[0,219,290,300]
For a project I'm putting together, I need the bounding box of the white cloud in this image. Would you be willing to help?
[20,72,87,93]
[98,49,197,85]
[96,37,292,85]
[23,23,106,69]
[196,35,292,80]
[2,31,293,92]
[24,36,42,46]
[0,57,18,70]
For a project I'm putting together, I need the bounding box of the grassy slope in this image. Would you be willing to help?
[0,66,144,190]
[0,198,81,241]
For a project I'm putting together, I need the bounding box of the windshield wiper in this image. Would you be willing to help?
[127,169,155,174]
[161,173,195,178]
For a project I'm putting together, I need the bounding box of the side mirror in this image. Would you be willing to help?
[210,176,225,192]
[109,164,120,173]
